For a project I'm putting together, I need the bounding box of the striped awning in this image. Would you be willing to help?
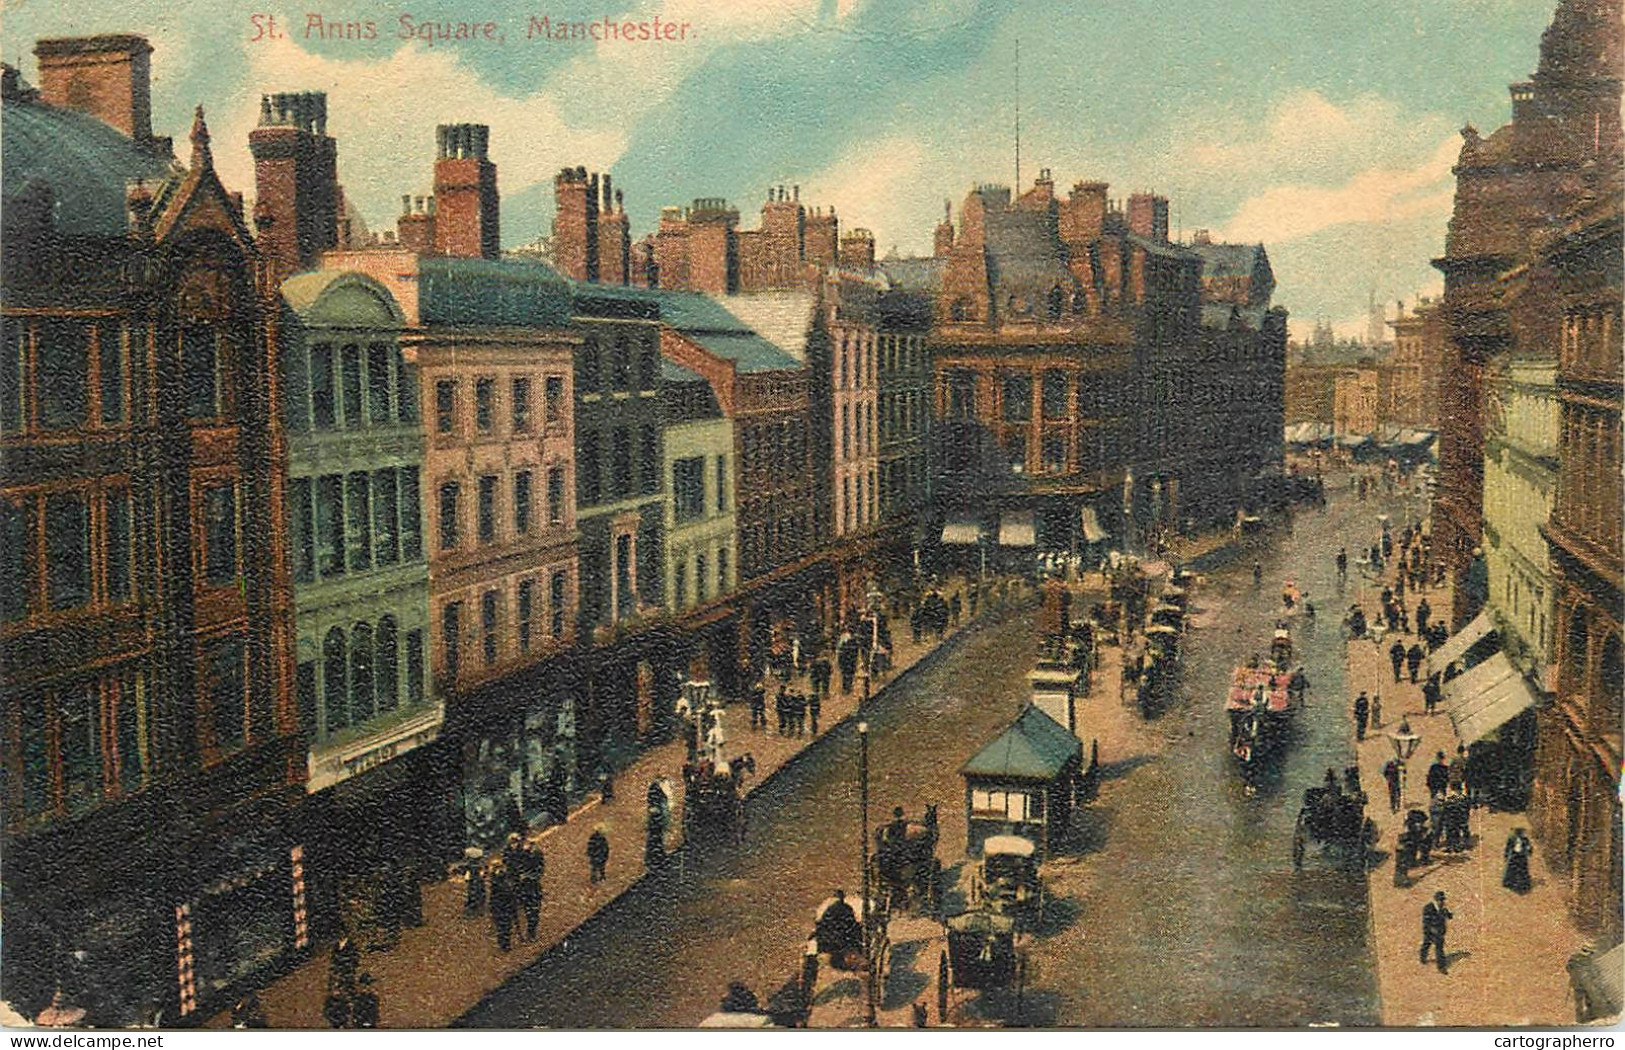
[1428,610,1497,676]
[1443,651,1538,744]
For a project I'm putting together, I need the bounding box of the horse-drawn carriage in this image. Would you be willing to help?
[971,835,1044,933]
[1228,666,1293,775]
[873,805,942,914]
[945,910,1024,993]
[1292,785,1378,869]
[682,759,748,844]
[1270,624,1292,669]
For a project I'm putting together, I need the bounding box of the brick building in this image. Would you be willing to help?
[1384,296,1448,429]
[2,42,305,1024]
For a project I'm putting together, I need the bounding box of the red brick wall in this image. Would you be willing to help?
[35,36,152,141]
[434,156,498,260]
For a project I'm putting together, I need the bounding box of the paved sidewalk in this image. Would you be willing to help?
[218,575,1027,1029]
[1343,569,1587,1026]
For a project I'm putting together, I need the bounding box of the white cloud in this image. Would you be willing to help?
[798,134,931,250]
[1214,134,1459,246]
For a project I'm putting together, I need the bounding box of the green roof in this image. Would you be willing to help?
[416,256,573,328]
[2,97,178,238]
[567,284,804,373]
[960,705,1080,781]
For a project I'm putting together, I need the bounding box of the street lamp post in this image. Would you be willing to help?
[858,721,876,1027]
[1388,720,1421,802]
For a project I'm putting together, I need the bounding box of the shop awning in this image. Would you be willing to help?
[1428,609,1497,676]
[999,510,1036,548]
[1569,943,1624,1022]
[1443,651,1539,744]
[1081,507,1107,544]
[942,518,985,545]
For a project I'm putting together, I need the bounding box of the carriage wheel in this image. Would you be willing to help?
[1292,813,1307,870]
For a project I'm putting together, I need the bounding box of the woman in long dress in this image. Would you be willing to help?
[1503,827,1534,893]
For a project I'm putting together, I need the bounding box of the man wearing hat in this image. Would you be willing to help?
[1420,891,1453,973]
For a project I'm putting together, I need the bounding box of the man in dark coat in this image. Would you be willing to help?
[517,844,544,940]
[749,678,767,730]
[587,826,610,883]
[1407,643,1425,683]
[1353,692,1370,742]
[808,688,821,735]
[1389,639,1406,683]
[489,863,517,952]
[351,976,379,1029]
[1416,597,1431,637]
[1423,673,1442,716]
[837,634,859,694]
[775,685,790,736]
[1503,828,1534,893]
[1426,751,1450,799]
[1382,758,1402,812]
[811,653,832,701]
[1420,891,1452,972]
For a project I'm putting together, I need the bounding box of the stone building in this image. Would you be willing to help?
[1384,296,1448,429]
[660,359,736,614]
[2,42,305,1024]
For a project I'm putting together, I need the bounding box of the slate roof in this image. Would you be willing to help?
[1188,241,1266,279]
[1,96,178,238]
[718,292,816,362]
[415,256,574,328]
[960,705,1080,781]
[570,285,805,373]
[660,359,706,384]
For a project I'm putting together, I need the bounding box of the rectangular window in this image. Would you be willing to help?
[1,318,24,434]
[346,472,371,572]
[613,427,632,497]
[580,430,602,504]
[518,579,533,654]
[372,468,399,566]
[716,455,727,512]
[104,488,132,603]
[397,362,419,423]
[1002,374,1032,422]
[207,637,246,753]
[695,552,708,602]
[317,474,345,577]
[367,344,393,423]
[100,326,125,425]
[203,484,238,586]
[511,377,532,433]
[581,339,601,394]
[478,475,497,543]
[290,477,315,583]
[311,345,336,428]
[547,467,565,525]
[436,380,459,435]
[59,682,101,812]
[611,338,631,392]
[481,590,499,667]
[40,320,91,429]
[341,345,364,427]
[1043,433,1068,475]
[1043,369,1069,420]
[2,498,38,621]
[442,602,462,681]
[114,670,148,794]
[514,470,533,536]
[718,546,729,592]
[46,492,91,609]
[675,557,687,609]
[544,375,564,424]
[405,629,425,704]
[400,468,422,560]
[673,457,705,522]
[639,425,659,495]
[475,377,495,432]
[438,482,460,550]
[550,570,566,638]
[638,342,658,391]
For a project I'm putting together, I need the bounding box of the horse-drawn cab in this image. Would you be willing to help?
[945,910,1024,993]
[1292,784,1378,870]
[682,758,748,845]
[873,804,942,913]
[1270,624,1293,669]
[972,835,1044,933]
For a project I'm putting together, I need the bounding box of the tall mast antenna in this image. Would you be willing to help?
[1014,37,1022,191]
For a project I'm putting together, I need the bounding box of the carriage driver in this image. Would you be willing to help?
[885,807,910,845]
[815,890,864,959]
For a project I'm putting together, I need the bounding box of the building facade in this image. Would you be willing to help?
[2,43,305,1024]
[661,360,736,614]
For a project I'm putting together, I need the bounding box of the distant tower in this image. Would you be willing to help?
[1366,289,1386,347]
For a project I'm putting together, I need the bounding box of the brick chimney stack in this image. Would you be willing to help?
[1126,192,1170,242]
[1060,181,1109,244]
[804,206,839,268]
[250,91,340,281]
[34,35,153,143]
[839,228,875,272]
[433,124,499,260]
[552,165,599,282]
[397,194,436,253]
[684,197,739,295]
[597,178,630,285]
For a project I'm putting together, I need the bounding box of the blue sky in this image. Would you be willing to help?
[5,0,1559,336]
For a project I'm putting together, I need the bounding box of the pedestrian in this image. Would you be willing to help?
[1503,827,1534,893]
[1423,674,1441,716]
[838,632,858,695]
[489,860,516,952]
[1416,597,1431,637]
[1353,691,1370,742]
[791,689,807,736]
[775,685,789,736]
[950,592,962,627]
[1426,750,1450,799]
[812,652,832,701]
[1370,693,1382,730]
[463,854,486,917]
[329,933,359,1002]
[1464,742,1485,806]
[1448,745,1467,795]
[750,678,767,731]
[518,844,544,941]
[1389,639,1406,683]
[1443,788,1469,852]
[1407,642,1424,683]
[1253,562,1263,588]
[1336,547,1348,579]
[351,975,379,1029]
[808,688,821,735]
[1383,758,1402,812]
[1420,891,1453,973]
[587,825,610,883]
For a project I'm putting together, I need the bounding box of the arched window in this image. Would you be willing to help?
[376,616,399,713]
[323,627,348,734]
[351,623,374,724]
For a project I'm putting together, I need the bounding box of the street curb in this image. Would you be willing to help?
[454,599,1027,1026]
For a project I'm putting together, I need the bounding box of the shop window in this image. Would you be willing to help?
[405,629,425,704]
[289,478,315,583]
[438,482,460,550]
[514,470,533,536]
[372,468,399,566]
[475,377,495,432]
[1043,370,1069,420]
[341,346,363,428]
[39,320,91,430]
[59,682,101,813]
[100,326,125,425]
[45,492,90,609]
[1043,433,1068,475]
[311,345,336,428]
[2,499,36,621]
[512,377,532,433]
[376,617,399,712]
[1005,432,1027,475]
[367,344,393,424]
[1003,374,1032,422]
[346,472,371,572]
[350,623,374,725]
[104,488,132,603]
[323,627,348,733]
[317,475,345,577]
[478,475,497,543]
[400,468,422,560]
[435,379,457,434]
